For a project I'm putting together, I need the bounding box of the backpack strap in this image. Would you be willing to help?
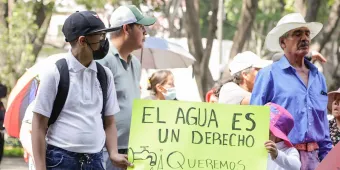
[48,58,70,127]
[96,62,107,128]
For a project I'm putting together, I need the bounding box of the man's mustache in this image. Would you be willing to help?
[299,41,309,48]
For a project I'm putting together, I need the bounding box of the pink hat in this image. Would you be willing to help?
[266,102,294,147]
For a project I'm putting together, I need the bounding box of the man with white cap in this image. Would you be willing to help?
[250,13,332,169]
[218,51,272,105]
[97,5,156,170]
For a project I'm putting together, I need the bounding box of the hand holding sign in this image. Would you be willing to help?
[265,140,278,159]
[110,153,133,169]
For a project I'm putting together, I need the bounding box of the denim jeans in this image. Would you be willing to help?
[46,144,104,170]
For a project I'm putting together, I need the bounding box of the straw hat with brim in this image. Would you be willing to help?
[265,13,323,52]
[328,88,340,112]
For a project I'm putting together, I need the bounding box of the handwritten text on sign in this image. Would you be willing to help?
[128,100,270,170]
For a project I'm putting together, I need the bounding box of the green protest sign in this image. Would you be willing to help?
[128,100,270,170]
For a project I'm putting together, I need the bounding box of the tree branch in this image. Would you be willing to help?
[32,2,55,62]
[229,0,258,59]
[305,0,321,22]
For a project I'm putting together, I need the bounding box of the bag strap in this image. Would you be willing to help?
[96,62,107,128]
[48,58,69,127]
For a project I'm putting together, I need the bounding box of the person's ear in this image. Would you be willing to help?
[78,36,86,46]
[241,71,249,80]
[122,25,131,35]
[280,38,286,49]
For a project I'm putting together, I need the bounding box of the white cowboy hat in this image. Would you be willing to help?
[265,13,323,52]
[229,51,272,76]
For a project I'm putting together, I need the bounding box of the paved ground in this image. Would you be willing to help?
[1,157,28,170]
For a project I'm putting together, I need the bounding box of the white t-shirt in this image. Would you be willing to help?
[218,82,251,104]
[267,141,301,170]
[33,52,120,153]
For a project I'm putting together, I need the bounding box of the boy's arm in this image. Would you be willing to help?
[32,113,48,170]
[104,115,132,169]
[273,148,301,170]
[31,63,59,170]
[103,67,131,168]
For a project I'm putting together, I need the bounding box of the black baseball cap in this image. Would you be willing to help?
[62,11,120,42]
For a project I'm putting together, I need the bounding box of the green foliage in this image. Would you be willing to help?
[5,137,22,148]
[4,147,24,157]
[317,0,333,22]
[75,0,108,10]
[0,1,38,89]
[4,136,24,157]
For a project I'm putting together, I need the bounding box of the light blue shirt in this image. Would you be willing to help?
[250,56,332,160]
[97,45,141,149]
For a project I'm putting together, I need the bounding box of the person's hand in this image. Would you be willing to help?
[265,140,278,159]
[311,51,327,63]
[110,153,133,169]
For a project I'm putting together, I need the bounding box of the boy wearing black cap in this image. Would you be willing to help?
[32,11,132,170]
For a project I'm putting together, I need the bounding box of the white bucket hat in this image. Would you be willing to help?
[265,13,323,52]
[229,51,272,76]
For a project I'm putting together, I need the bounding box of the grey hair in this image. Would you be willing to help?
[281,32,289,39]
[233,67,252,85]
[279,32,289,49]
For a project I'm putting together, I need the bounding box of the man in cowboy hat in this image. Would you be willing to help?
[250,13,332,169]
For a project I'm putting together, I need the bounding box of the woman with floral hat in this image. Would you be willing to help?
[328,88,340,146]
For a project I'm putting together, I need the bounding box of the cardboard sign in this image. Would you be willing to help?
[128,100,270,170]
[316,143,340,170]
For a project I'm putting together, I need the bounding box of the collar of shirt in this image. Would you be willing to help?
[66,50,97,73]
[109,45,132,68]
[278,55,318,75]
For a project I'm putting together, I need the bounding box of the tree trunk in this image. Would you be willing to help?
[278,0,285,13]
[200,0,218,96]
[0,1,8,29]
[229,0,258,59]
[305,0,321,22]
[313,0,340,52]
[32,2,54,61]
[183,0,217,101]
[294,0,306,16]
[221,0,258,80]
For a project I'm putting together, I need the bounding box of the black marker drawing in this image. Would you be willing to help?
[128,146,158,166]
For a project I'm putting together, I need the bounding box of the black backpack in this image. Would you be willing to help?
[48,58,107,127]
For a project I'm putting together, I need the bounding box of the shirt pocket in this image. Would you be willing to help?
[317,94,328,111]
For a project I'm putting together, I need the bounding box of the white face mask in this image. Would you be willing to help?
[162,87,176,100]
